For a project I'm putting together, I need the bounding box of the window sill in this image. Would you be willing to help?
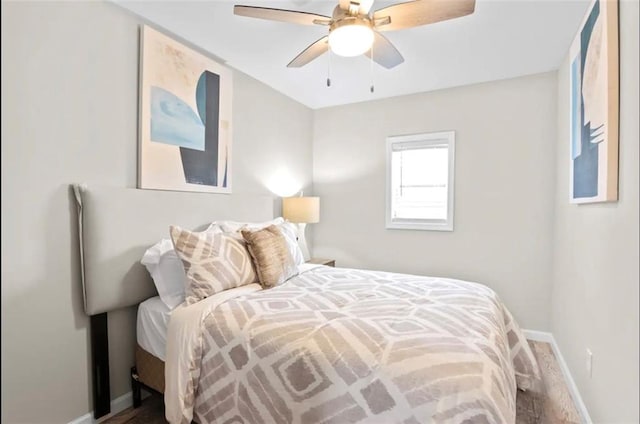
[386,221,453,231]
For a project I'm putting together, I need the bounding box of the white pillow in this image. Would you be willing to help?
[141,225,225,309]
[207,218,304,265]
[206,217,285,233]
[141,239,186,310]
[205,221,227,233]
[277,221,305,266]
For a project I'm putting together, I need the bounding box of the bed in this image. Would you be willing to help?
[136,266,538,423]
[74,185,539,423]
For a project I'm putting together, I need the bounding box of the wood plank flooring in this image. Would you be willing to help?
[103,341,580,424]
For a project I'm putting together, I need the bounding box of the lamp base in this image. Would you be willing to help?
[296,223,311,261]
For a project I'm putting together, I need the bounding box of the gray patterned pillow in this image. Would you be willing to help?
[241,225,298,288]
[170,225,257,305]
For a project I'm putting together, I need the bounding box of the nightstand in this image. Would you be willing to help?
[306,258,336,267]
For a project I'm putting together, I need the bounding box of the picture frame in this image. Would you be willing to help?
[138,25,233,193]
[569,0,619,204]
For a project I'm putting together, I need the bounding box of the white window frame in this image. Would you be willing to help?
[385,131,455,231]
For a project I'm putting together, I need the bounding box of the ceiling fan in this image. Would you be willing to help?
[233,0,476,69]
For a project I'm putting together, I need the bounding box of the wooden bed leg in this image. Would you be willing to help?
[131,367,142,408]
[91,313,111,419]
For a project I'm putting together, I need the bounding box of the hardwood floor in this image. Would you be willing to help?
[104,341,580,424]
[102,395,166,424]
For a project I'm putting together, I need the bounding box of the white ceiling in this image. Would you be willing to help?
[115,0,589,109]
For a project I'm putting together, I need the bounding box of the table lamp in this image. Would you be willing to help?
[282,195,320,261]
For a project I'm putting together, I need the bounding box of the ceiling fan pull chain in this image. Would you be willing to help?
[327,49,332,87]
[370,43,375,93]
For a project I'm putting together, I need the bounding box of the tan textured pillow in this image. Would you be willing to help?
[241,225,298,288]
[170,226,257,305]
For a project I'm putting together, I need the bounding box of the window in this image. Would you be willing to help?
[386,131,455,231]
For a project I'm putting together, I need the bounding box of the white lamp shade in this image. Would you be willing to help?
[282,197,320,223]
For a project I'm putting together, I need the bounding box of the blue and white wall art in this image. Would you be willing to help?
[139,25,232,193]
[569,0,619,204]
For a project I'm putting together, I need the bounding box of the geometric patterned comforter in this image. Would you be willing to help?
[166,266,539,424]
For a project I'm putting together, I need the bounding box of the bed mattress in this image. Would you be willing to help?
[137,296,171,361]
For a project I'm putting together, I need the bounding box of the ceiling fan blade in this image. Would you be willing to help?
[373,0,475,32]
[287,36,329,68]
[365,32,404,69]
[234,5,331,25]
[359,0,375,15]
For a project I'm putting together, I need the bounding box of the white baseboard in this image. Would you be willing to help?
[523,329,592,424]
[68,390,152,424]
[522,329,554,343]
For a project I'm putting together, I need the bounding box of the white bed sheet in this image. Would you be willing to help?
[137,296,171,361]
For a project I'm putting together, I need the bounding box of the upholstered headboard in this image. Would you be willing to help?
[73,184,274,316]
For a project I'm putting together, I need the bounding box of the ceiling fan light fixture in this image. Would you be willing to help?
[328,19,374,57]
[235,0,477,69]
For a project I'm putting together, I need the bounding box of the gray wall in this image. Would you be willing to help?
[0,2,312,422]
[312,73,558,330]
[551,1,639,422]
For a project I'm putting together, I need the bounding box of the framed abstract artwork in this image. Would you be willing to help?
[138,25,232,193]
[569,0,619,203]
